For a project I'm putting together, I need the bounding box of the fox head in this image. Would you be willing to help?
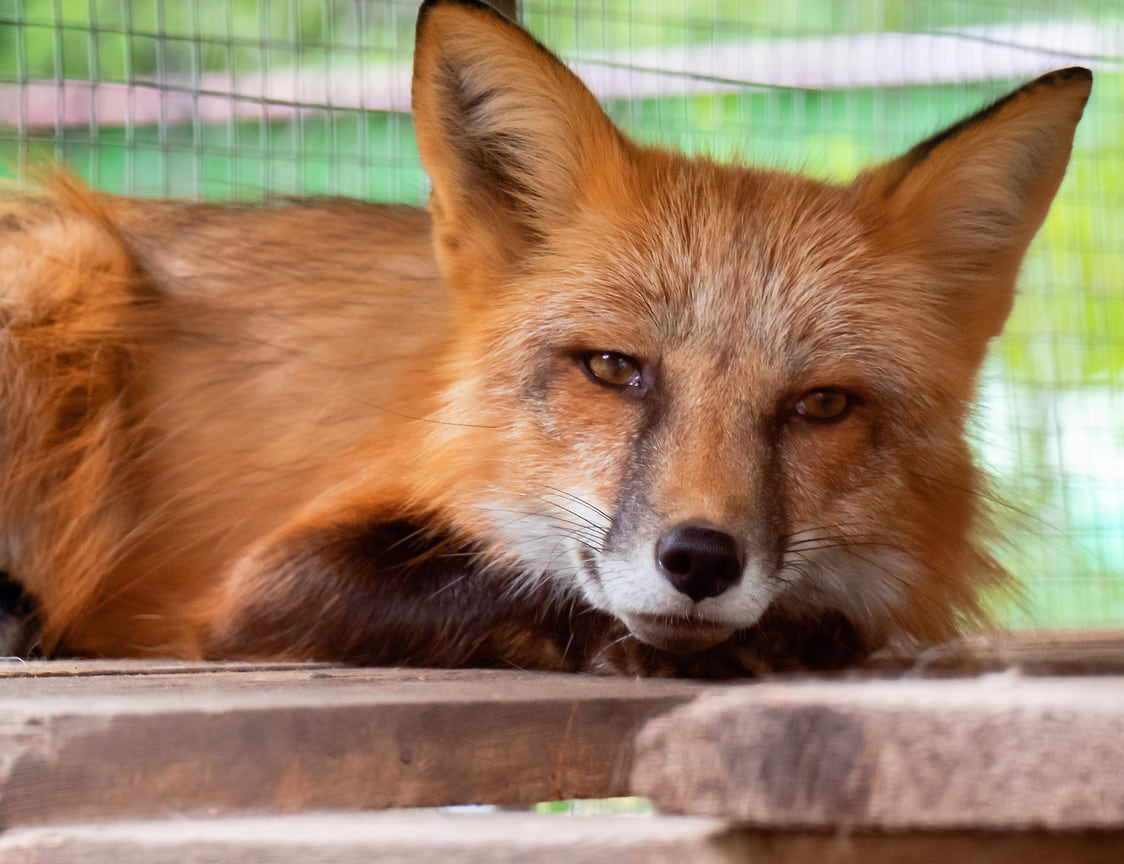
[410,0,1091,658]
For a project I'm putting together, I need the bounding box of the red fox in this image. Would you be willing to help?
[0,0,1092,675]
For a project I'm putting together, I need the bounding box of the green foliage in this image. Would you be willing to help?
[5,111,426,201]
[533,797,652,815]
[0,0,416,80]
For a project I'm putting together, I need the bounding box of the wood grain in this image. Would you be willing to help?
[0,812,740,864]
[2,814,1121,864]
[632,674,1124,829]
[0,665,701,827]
[7,629,1124,836]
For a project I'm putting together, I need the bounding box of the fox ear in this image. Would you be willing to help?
[412,0,632,289]
[859,68,1091,346]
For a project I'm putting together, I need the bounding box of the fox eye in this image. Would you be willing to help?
[580,351,644,391]
[794,388,852,422]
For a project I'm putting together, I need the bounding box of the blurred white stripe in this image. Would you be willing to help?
[3,20,1119,128]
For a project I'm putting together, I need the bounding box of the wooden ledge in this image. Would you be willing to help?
[2,813,1122,864]
[0,812,738,864]
[5,630,1124,833]
[632,674,1124,829]
[0,664,702,828]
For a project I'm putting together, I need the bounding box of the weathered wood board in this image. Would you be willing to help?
[1,629,1123,863]
[0,812,741,864]
[632,674,1124,829]
[2,814,1122,864]
[0,663,703,827]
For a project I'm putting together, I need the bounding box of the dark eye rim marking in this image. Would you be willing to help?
[575,349,649,397]
[792,387,856,423]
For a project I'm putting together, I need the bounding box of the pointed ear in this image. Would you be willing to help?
[858,67,1091,346]
[412,0,633,289]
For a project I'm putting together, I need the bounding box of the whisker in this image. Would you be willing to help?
[469,502,606,540]
[909,469,1096,558]
[349,395,502,430]
[541,485,613,524]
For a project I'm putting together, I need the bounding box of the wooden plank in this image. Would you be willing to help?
[867,629,1124,676]
[7,629,1123,680]
[0,664,702,828]
[632,675,1124,829]
[7,631,1124,831]
[0,658,324,678]
[735,830,1124,864]
[2,814,1122,864]
[0,812,739,864]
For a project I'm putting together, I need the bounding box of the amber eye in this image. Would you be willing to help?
[580,351,643,390]
[794,388,852,422]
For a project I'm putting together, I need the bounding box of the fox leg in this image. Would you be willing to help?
[200,515,614,671]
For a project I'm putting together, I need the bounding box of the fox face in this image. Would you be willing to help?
[411,0,1091,660]
[466,185,965,654]
[431,155,986,657]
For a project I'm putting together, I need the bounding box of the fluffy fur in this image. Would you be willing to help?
[0,0,1091,674]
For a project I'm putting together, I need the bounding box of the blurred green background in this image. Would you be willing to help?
[1,0,1121,627]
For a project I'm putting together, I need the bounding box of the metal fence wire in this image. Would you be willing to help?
[1,0,1122,628]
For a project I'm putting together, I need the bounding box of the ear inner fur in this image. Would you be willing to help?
[412,0,633,296]
[856,67,1091,347]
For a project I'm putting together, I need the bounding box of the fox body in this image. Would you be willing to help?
[0,0,1091,674]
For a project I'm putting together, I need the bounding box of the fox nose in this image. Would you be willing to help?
[655,522,744,602]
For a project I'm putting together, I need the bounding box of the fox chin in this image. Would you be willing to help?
[0,0,1091,675]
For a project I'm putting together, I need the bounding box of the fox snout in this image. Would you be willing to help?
[655,520,744,603]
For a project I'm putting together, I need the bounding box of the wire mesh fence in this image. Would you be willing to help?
[1,0,1121,628]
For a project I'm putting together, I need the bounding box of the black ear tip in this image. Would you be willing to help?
[1055,66,1093,83]
[417,0,511,34]
[1031,66,1093,92]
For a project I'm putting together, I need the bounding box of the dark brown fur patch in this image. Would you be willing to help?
[205,517,595,669]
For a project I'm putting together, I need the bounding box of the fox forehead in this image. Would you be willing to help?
[498,157,927,395]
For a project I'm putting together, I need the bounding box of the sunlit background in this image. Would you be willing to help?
[1,0,1121,628]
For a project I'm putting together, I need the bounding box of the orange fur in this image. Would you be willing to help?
[0,0,1091,674]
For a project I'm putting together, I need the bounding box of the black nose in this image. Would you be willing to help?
[655,522,744,602]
